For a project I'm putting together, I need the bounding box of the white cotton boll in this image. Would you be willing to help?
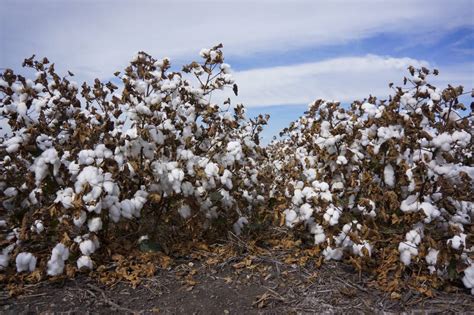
[292,189,303,205]
[406,230,422,245]
[462,264,474,295]
[304,168,317,182]
[79,240,96,256]
[448,234,466,250]
[233,217,248,235]
[15,252,37,272]
[323,206,340,226]
[400,195,419,212]
[336,156,348,165]
[384,164,395,187]
[199,48,210,57]
[425,248,439,266]
[323,246,343,261]
[30,220,44,234]
[0,254,8,270]
[4,187,18,198]
[77,255,93,270]
[310,224,326,245]
[73,211,87,227]
[205,162,219,178]
[419,202,440,223]
[299,203,313,220]
[87,217,102,232]
[47,243,69,276]
[178,204,191,219]
[398,242,418,266]
[352,241,372,257]
[284,209,298,227]
[331,182,344,191]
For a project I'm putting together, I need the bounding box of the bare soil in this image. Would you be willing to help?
[2,256,473,314]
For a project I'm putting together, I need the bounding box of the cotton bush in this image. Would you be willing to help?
[0,44,267,276]
[267,66,473,293]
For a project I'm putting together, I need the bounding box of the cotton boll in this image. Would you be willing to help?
[462,264,474,295]
[336,156,348,165]
[30,220,44,234]
[88,217,102,232]
[233,217,248,235]
[400,195,419,213]
[74,211,87,227]
[178,204,191,219]
[47,243,70,276]
[310,224,326,245]
[77,255,93,270]
[448,234,466,250]
[323,246,343,261]
[384,164,395,187]
[323,206,340,226]
[406,230,421,245]
[425,248,439,266]
[284,209,298,227]
[398,242,418,266]
[419,202,440,223]
[0,254,8,270]
[79,240,96,256]
[15,252,37,272]
[352,241,372,257]
[299,203,313,220]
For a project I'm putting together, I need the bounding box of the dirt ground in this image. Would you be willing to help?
[2,255,473,314]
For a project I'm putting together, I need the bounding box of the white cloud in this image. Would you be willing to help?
[1,0,473,82]
[227,56,473,107]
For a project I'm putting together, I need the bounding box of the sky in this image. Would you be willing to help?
[1,0,473,143]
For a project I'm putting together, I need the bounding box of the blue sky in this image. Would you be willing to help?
[1,0,473,143]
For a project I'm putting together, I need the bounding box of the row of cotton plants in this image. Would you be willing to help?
[0,44,267,277]
[0,46,472,294]
[267,67,473,293]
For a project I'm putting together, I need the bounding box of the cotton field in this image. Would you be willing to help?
[0,45,472,295]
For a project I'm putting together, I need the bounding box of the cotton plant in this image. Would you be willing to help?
[268,66,473,293]
[0,44,267,277]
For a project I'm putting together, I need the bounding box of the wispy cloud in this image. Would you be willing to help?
[1,0,473,83]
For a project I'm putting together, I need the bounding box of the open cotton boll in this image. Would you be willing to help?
[448,233,466,250]
[323,245,343,261]
[336,156,348,165]
[204,162,219,178]
[323,206,340,226]
[178,204,191,219]
[352,241,372,257]
[79,239,97,256]
[15,252,37,272]
[299,203,313,221]
[398,242,418,266]
[425,248,439,266]
[47,243,69,276]
[77,255,93,270]
[462,264,474,295]
[383,164,395,187]
[400,195,419,212]
[73,211,87,227]
[233,217,248,235]
[284,209,298,227]
[87,217,102,232]
[419,202,440,223]
[30,220,44,234]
